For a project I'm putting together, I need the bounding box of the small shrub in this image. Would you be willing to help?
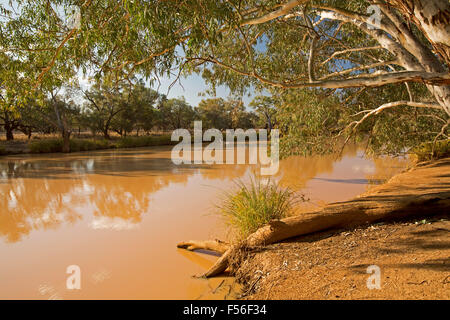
[218,176,301,239]
[412,139,450,162]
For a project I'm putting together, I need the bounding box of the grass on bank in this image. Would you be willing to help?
[115,135,176,148]
[218,176,301,239]
[29,138,113,153]
[412,139,450,162]
[27,134,174,154]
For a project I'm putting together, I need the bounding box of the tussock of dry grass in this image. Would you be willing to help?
[218,176,302,239]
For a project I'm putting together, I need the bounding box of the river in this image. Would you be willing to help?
[0,144,409,299]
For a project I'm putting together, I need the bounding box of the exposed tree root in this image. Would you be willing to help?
[178,158,450,278]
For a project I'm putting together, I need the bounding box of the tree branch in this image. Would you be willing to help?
[317,9,424,72]
[319,60,397,80]
[321,46,382,65]
[347,100,443,133]
[240,0,310,26]
[303,8,318,82]
[189,57,450,89]
[376,0,445,73]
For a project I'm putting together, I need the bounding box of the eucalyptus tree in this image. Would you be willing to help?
[17,98,49,139]
[0,89,22,141]
[45,88,81,151]
[1,0,449,149]
[226,98,250,130]
[110,82,160,136]
[1,1,82,148]
[82,78,129,139]
[158,97,197,130]
[128,81,160,135]
[197,98,232,130]
[250,96,278,134]
[0,53,31,140]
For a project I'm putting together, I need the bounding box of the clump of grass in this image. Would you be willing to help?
[412,139,450,162]
[218,176,301,239]
[115,135,175,148]
[29,139,63,153]
[70,139,113,152]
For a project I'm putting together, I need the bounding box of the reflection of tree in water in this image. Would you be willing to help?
[197,163,252,182]
[366,156,411,188]
[0,152,253,243]
[0,161,85,242]
[0,158,178,242]
[276,145,409,192]
[87,174,182,223]
[274,144,359,190]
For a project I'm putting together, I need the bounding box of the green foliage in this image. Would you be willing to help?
[197,98,232,130]
[274,88,341,157]
[120,82,160,134]
[0,52,36,140]
[342,84,448,157]
[218,176,299,238]
[156,97,197,131]
[412,140,450,162]
[196,97,256,130]
[249,96,277,130]
[271,84,448,158]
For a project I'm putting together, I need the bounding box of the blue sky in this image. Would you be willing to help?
[144,73,254,107]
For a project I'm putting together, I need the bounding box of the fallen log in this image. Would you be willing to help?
[178,158,450,278]
[177,239,229,254]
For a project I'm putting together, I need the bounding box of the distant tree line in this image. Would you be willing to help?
[0,72,269,152]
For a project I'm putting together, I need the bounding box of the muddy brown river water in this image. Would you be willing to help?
[0,144,409,299]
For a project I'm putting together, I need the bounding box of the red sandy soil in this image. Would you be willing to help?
[236,215,449,299]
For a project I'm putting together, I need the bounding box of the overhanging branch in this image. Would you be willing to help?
[347,100,444,134]
[240,0,310,26]
[188,57,450,89]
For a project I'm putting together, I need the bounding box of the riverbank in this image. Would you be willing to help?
[0,134,176,156]
[234,158,450,299]
[0,130,271,156]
